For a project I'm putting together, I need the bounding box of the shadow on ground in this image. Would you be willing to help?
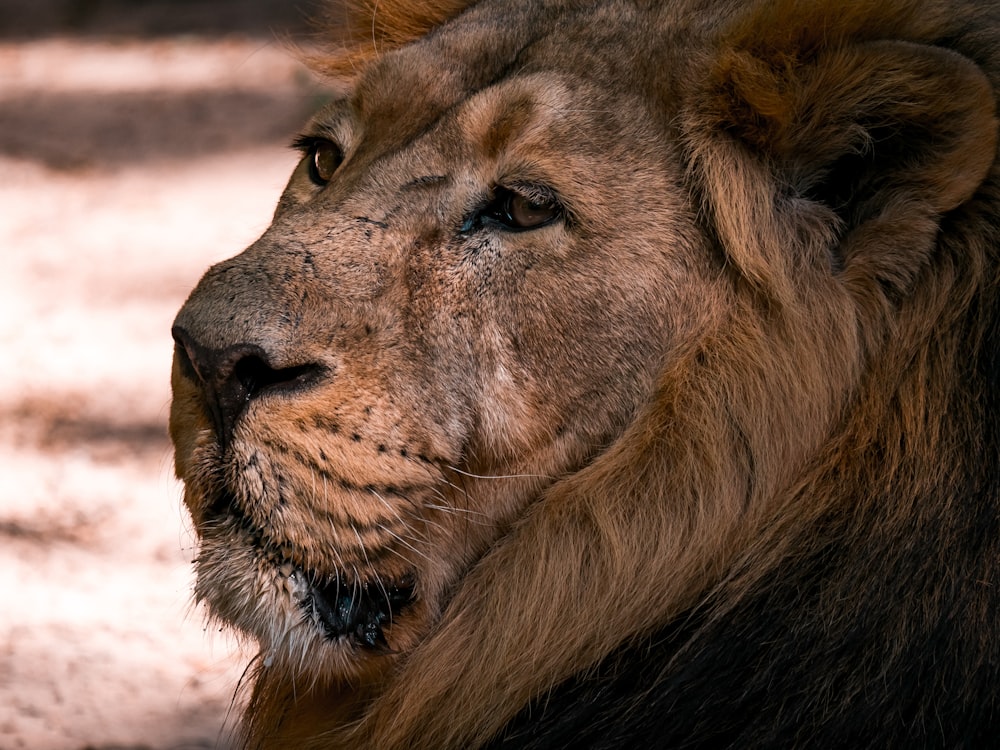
[0,87,319,169]
[0,0,322,40]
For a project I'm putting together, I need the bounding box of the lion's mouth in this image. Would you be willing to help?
[212,492,416,649]
[307,575,415,648]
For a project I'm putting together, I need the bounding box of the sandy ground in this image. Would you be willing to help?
[0,16,329,748]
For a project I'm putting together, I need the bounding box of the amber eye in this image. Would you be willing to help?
[469,186,562,232]
[506,192,561,229]
[306,140,343,186]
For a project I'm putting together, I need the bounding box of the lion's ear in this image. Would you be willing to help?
[687,28,997,298]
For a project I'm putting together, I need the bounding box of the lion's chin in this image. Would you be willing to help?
[192,495,417,673]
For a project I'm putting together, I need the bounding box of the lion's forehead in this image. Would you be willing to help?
[344,2,665,167]
[313,74,660,232]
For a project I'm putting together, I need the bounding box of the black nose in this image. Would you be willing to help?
[171,325,323,449]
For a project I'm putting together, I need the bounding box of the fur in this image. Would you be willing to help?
[169,0,1000,747]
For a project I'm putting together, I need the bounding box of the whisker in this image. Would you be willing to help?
[378,524,434,563]
[372,535,417,568]
[367,487,406,525]
[447,466,555,481]
[354,525,390,604]
[437,476,472,500]
[424,502,486,517]
[423,502,490,528]
[368,488,439,538]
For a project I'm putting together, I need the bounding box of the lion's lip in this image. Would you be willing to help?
[308,575,416,649]
[209,490,417,649]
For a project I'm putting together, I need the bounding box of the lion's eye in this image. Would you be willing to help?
[507,192,561,228]
[300,139,343,187]
[474,186,562,231]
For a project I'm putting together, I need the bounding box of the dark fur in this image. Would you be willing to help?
[493,347,1000,748]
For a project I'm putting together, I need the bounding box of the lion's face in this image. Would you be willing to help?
[170,6,719,681]
[171,0,1000,745]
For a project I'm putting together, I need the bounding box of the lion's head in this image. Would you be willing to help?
[170,0,1000,747]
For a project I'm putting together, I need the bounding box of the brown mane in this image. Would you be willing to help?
[310,0,477,77]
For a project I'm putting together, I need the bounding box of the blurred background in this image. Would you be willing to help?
[0,1,336,747]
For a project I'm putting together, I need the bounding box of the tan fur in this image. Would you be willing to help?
[169,0,999,747]
[308,0,474,76]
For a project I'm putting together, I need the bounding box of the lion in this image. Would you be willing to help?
[168,0,1000,746]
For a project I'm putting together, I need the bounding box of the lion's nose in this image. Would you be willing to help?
[171,325,324,449]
